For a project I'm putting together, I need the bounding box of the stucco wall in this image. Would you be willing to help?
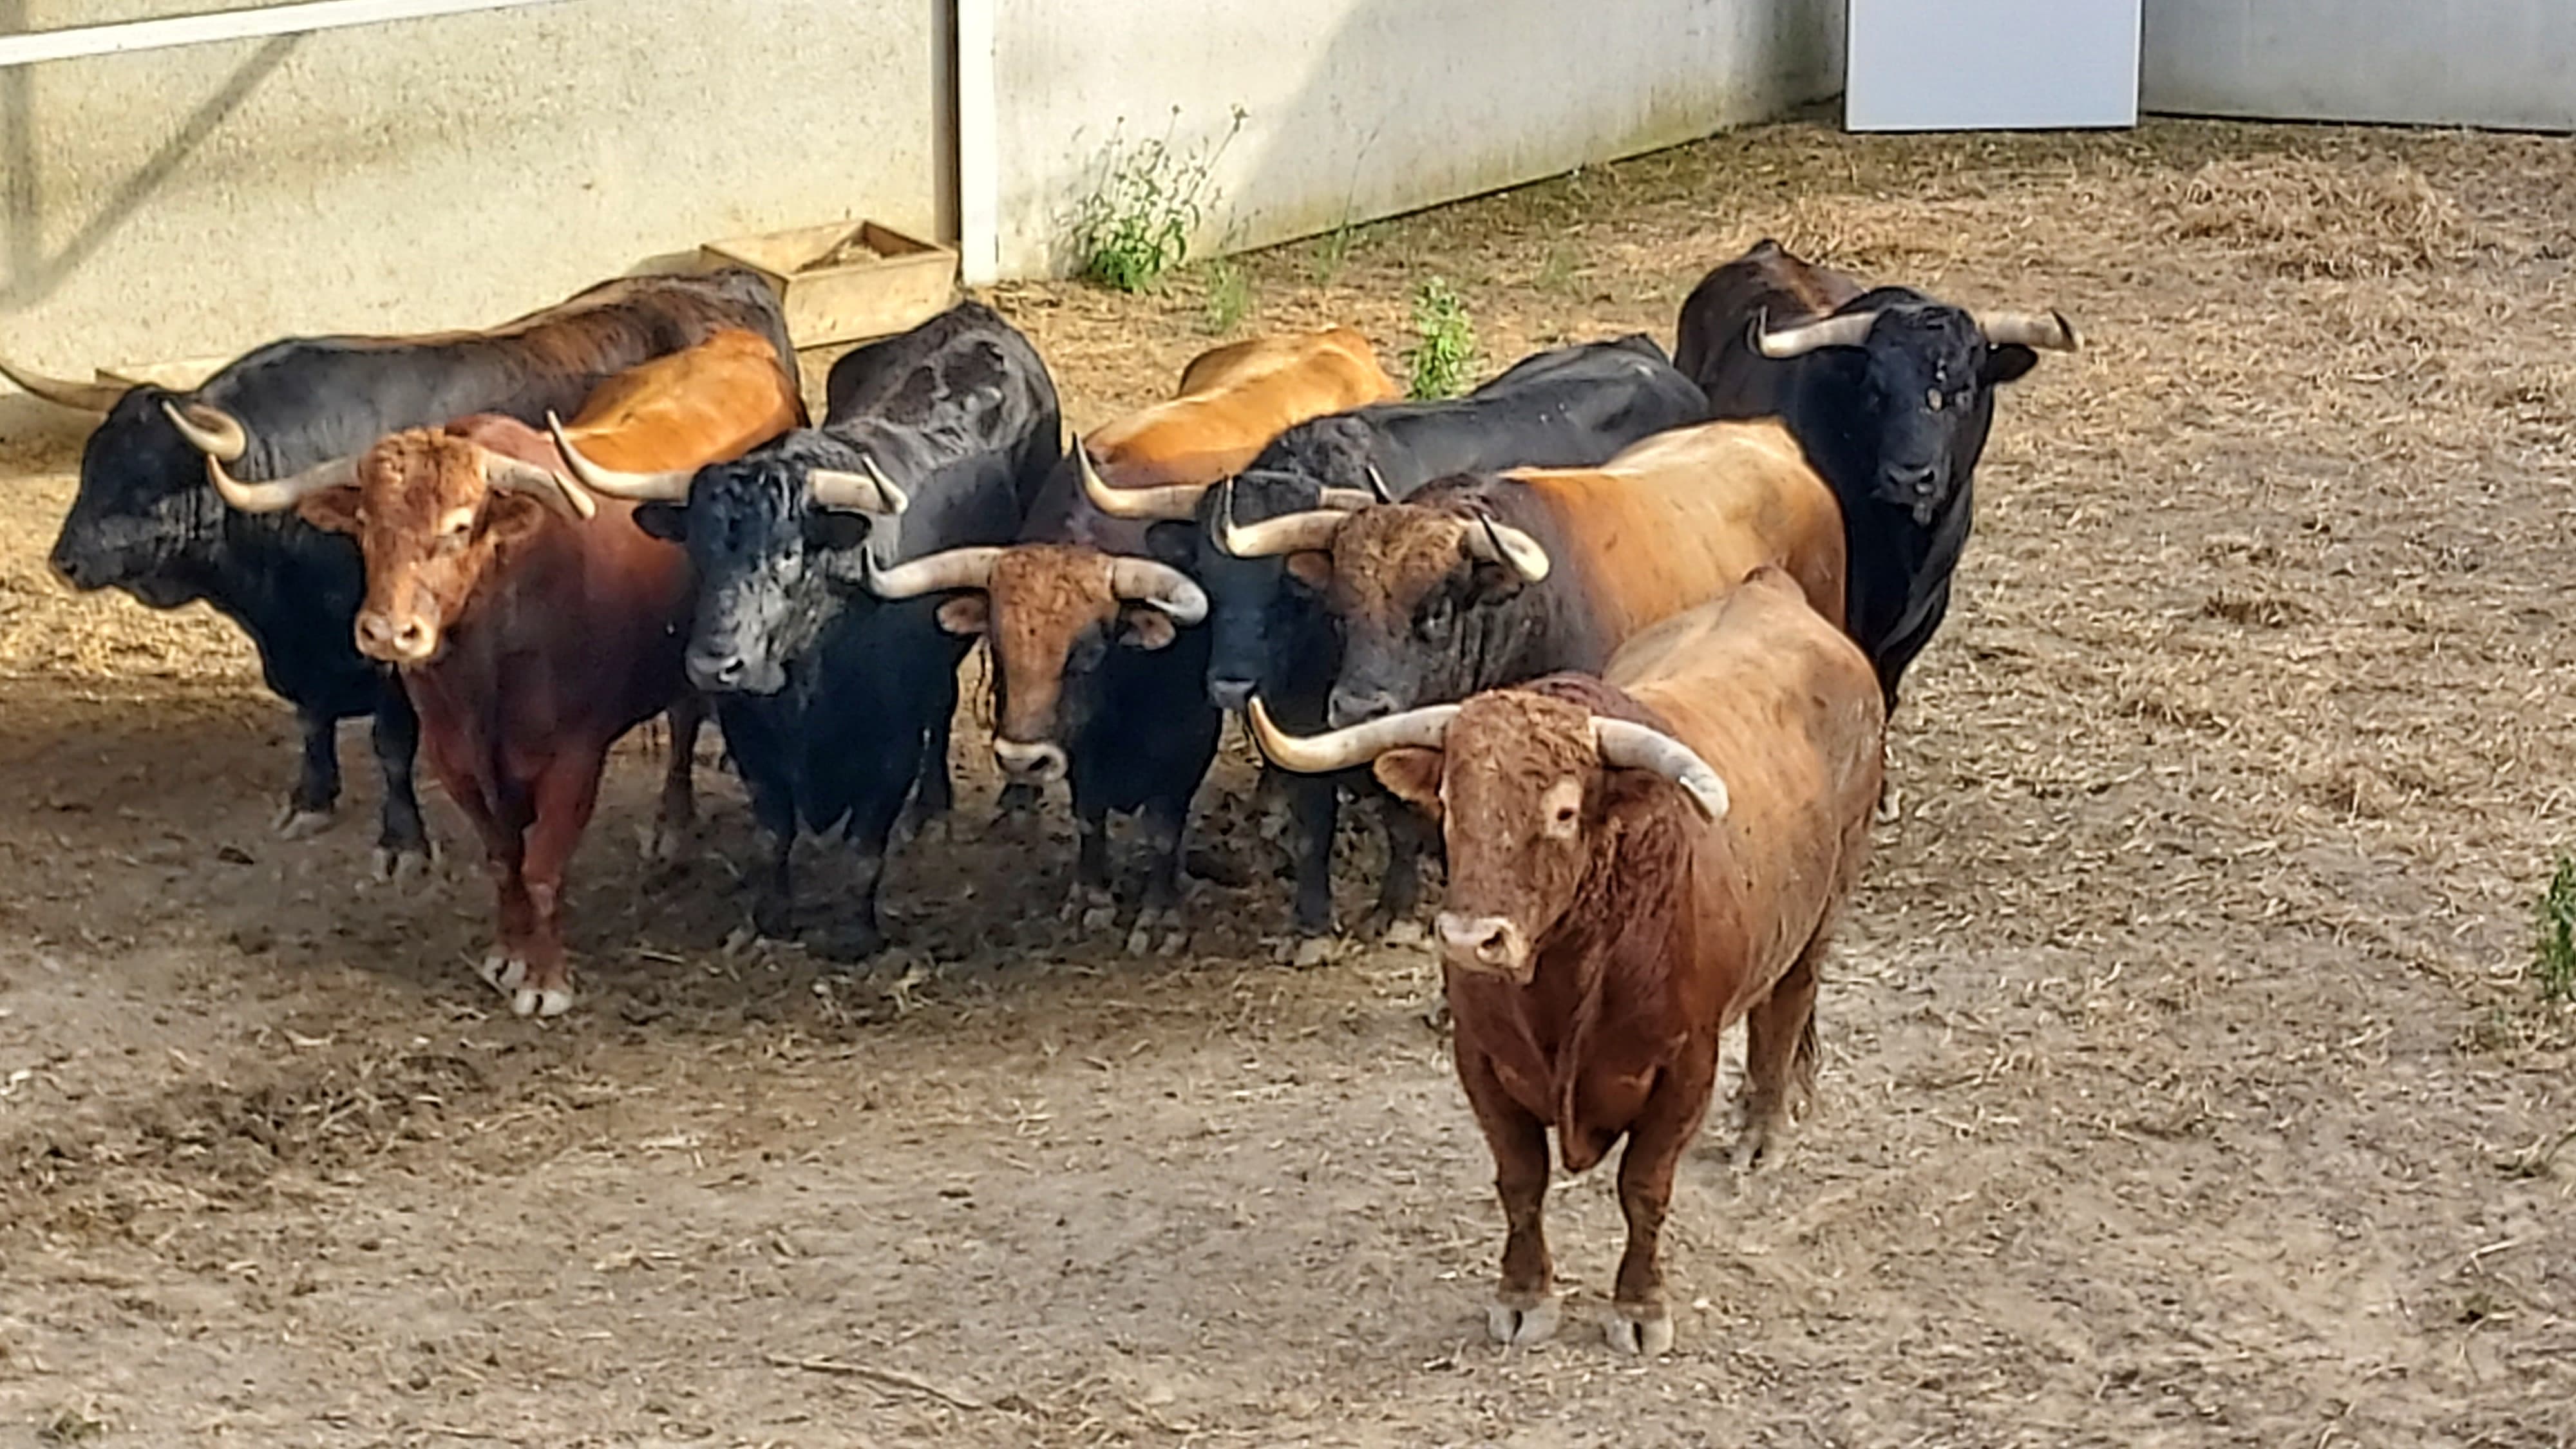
[1,0,940,392]
[964,0,1846,283]
[2141,0,2576,131]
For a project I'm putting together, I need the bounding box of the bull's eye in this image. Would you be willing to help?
[1416,596,1450,642]
[1926,388,1945,412]
[1539,778,1582,839]
[1067,632,1107,674]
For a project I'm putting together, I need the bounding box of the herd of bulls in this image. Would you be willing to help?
[1,240,2073,1352]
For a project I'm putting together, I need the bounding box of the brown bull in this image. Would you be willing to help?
[1251,566,1884,1356]
[1218,418,1846,726]
[211,328,801,1016]
[862,328,1389,949]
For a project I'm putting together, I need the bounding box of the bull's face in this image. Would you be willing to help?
[639,457,870,696]
[931,545,1193,784]
[49,388,215,607]
[1184,470,1336,714]
[1374,694,1613,983]
[1856,307,2033,524]
[292,431,553,665]
[1323,506,1532,726]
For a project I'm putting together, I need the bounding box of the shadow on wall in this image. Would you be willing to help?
[1010,0,1846,279]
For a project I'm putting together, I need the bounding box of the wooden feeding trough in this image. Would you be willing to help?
[699,220,959,349]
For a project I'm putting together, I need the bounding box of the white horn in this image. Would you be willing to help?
[1976,309,2081,352]
[1217,477,1356,560]
[1464,515,1551,583]
[1752,308,1878,359]
[161,400,250,462]
[1364,464,1394,502]
[1108,557,1208,624]
[1247,694,1457,774]
[858,545,1001,599]
[545,411,695,501]
[482,450,596,520]
[1593,717,1730,822]
[811,457,909,514]
[205,450,356,515]
[0,354,126,414]
[1077,439,1211,520]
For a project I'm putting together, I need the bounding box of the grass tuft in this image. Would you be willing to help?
[1072,106,1245,294]
[1404,278,1477,400]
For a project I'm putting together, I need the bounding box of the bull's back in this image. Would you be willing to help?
[1674,243,1866,414]
[1093,327,1398,486]
[559,328,802,472]
[1620,575,1882,1021]
[1515,419,1846,652]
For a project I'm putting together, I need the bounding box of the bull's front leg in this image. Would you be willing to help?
[1059,793,1117,933]
[1284,770,1338,946]
[902,672,959,840]
[1124,791,1190,958]
[506,750,611,1018]
[1607,1052,1719,1357]
[1456,1040,1557,1347]
[1359,789,1436,942]
[811,786,904,965]
[370,685,433,884]
[279,705,342,839]
[1735,936,1824,1175]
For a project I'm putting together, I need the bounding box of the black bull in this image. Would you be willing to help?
[8,269,797,872]
[1673,238,2076,711]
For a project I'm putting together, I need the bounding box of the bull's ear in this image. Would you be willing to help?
[808,511,871,553]
[1144,520,1197,568]
[1118,608,1179,651]
[482,493,550,549]
[294,486,363,535]
[633,502,690,543]
[1464,560,1526,609]
[1981,345,2040,386]
[935,594,989,637]
[1372,748,1444,820]
[1284,551,1333,592]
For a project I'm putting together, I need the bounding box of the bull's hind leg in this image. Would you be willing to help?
[1457,1043,1558,1347]
[1358,791,1436,943]
[903,670,961,842]
[508,750,611,1018]
[1124,792,1191,957]
[643,695,707,865]
[1607,1055,1717,1357]
[1734,933,1825,1177]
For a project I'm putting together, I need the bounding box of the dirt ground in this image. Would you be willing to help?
[3,115,2573,1448]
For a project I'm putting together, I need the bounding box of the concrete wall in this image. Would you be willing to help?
[2141,0,2576,131]
[1,0,940,390]
[964,0,1846,282]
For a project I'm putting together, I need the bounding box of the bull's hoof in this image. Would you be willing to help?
[373,841,435,891]
[1059,882,1115,924]
[512,981,576,1018]
[1604,1304,1674,1356]
[1873,783,1904,825]
[475,952,528,994]
[276,803,336,840]
[752,898,796,942]
[1123,907,1186,958]
[808,922,884,966]
[639,819,696,866]
[1291,936,1340,969]
[1729,1108,1793,1179]
[1379,918,1429,949]
[1486,1295,1560,1347]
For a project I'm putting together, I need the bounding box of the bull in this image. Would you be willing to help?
[555,301,1060,961]
[3,269,795,876]
[1672,238,2077,711]
[208,328,799,1015]
[1248,565,1884,1356]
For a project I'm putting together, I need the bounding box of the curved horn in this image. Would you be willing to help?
[1217,477,1356,560]
[1247,694,1457,775]
[544,412,696,501]
[1108,557,1208,624]
[161,400,249,462]
[1976,308,2081,352]
[1593,717,1730,822]
[1365,464,1394,503]
[1077,440,1211,520]
[1463,515,1551,583]
[857,545,1001,599]
[205,450,357,514]
[0,354,126,414]
[1315,486,1379,511]
[480,450,596,520]
[1752,308,1879,360]
[811,458,908,514]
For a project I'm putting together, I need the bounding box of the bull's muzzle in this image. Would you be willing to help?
[1436,911,1532,982]
[993,737,1068,784]
[355,611,438,665]
[1206,676,1256,713]
[1327,685,1401,729]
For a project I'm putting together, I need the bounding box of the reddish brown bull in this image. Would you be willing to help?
[864,330,1390,948]
[211,328,800,1016]
[1250,566,1884,1355]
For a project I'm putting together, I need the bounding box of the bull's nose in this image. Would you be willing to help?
[355,613,437,663]
[1887,464,1938,497]
[48,552,97,591]
[1207,677,1255,712]
[688,650,748,690]
[993,738,1068,784]
[1328,687,1399,728]
[1436,913,1530,978]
